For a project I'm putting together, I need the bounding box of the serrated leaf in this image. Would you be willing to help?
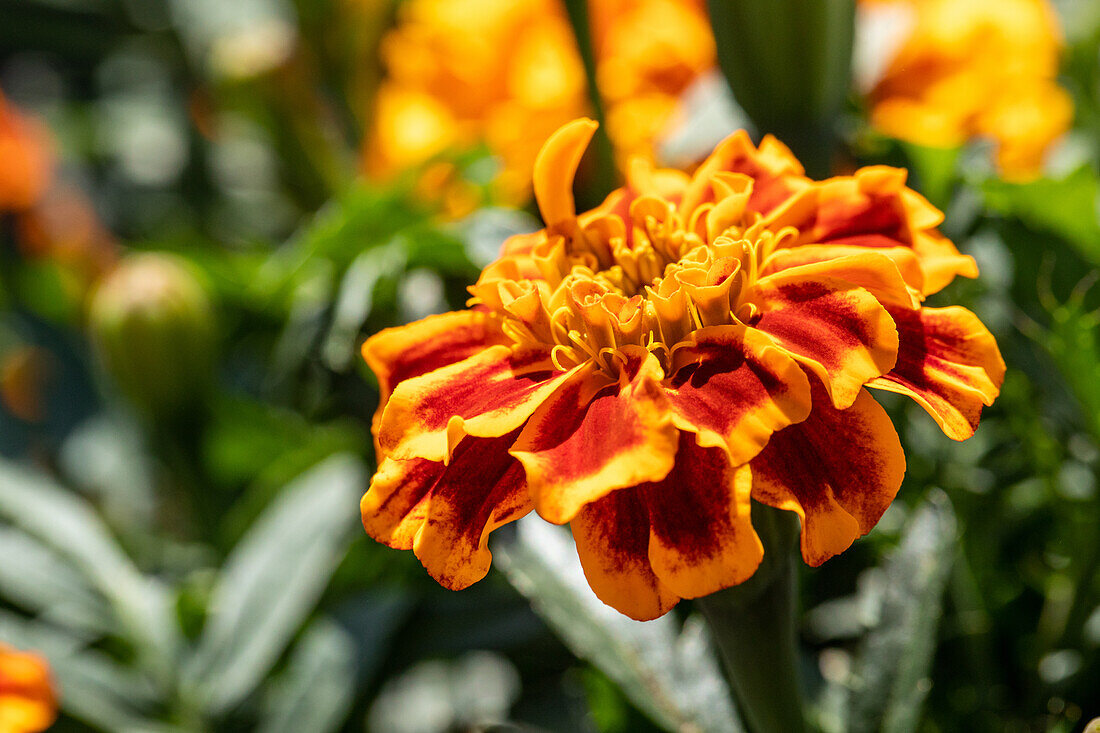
[257,618,357,733]
[184,454,366,716]
[495,518,742,733]
[846,492,958,733]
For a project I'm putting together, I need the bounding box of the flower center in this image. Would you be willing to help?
[472,187,799,375]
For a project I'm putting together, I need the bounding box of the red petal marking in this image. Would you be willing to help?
[666,325,812,465]
[361,457,439,550]
[766,168,977,295]
[362,430,531,590]
[869,306,1005,440]
[752,271,899,409]
[363,310,509,457]
[762,246,925,306]
[680,130,809,220]
[644,434,763,599]
[750,387,906,566]
[378,344,576,461]
[571,488,679,621]
[512,347,679,524]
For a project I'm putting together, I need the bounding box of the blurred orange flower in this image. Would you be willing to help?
[364,0,714,202]
[361,119,1004,619]
[0,90,116,296]
[867,0,1073,179]
[0,645,57,733]
[0,92,52,212]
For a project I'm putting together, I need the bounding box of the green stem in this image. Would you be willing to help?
[697,503,806,733]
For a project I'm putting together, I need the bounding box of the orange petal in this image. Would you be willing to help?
[680,130,808,220]
[361,457,437,551]
[767,168,977,295]
[571,488,679,621]
[534,118,598,231]
[750,387,906,566]
[362,430,530,590]
[644,434,763,599]
[762,246,925,307]
[363,310,509,453]
[869,306,1005,440]
[666,325,812,465]
[752,271,899,409]
[377,345,578,461]
[512,347,679,524]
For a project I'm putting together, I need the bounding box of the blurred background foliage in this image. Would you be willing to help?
[0,0,1099,731]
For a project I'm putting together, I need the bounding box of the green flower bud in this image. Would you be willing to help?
[89,253,216,418]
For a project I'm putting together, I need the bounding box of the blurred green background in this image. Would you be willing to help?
[1,0,1099,731]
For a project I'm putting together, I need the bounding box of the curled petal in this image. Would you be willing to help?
[571,489,679,621]
[534,118,598,231]
[644,434,763,599]
[680,130,809,219]
[767,168,977,294]
[362,431,529,590]
[512,347,679,524]
[752,272,899,409]
[667,325,812,465]
[378,345,576,461]
[751,387,906,566]
[869,306,1005,440]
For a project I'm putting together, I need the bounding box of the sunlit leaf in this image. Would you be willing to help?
[495,518,743,733]
[184,454,366,716]
[258,618,357,733]
[846,492,958,733]
[983,166,1100,265]
[0,460,180,680]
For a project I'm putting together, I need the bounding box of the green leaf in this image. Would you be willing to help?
[982,166,1100,265]
[846,492,958,733]
[0,528,112,636]
[183,454,366,717]
[495,519,743,733]
[0,610,170,733]
[707,0,854,176]
[257,618,357,733]
[0,460,181,680]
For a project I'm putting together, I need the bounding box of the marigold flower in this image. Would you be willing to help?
[0,92,52,212]
[362,119,1004,620]
[866,0,1072,179]
[364,0,713,202]
[0,645,57,733]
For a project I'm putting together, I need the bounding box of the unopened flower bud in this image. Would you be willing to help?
[89,253,215,418]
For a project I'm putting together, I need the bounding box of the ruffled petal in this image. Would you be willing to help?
[680,130,809,219]
[666,325,812,464]
[378,345,578,461]
[751,270,899,409]
[766,167,978,294]
[750,387,906,566]
[362,430,530,590]
[644,434,763,599]
[869,306,1005,440]
[571,488,679,621]
[512,347,679,524]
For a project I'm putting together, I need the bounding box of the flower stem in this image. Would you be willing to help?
[697,502,806,733]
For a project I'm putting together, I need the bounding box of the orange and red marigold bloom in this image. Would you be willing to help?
[0,645,57,733]
[361,119,1004,620]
